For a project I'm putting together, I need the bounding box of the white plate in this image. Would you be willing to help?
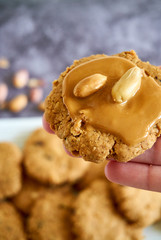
[0,117,161,239]
[0,117,42,148]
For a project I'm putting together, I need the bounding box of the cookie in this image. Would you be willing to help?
[73,179,143,240]
[75,161,107,190]
[12,177,51,215]
[45,50,161,163]
[110,182,161,227]
[0,201,26,240]
[24,128,90,184]
[0,142,22,199]
[27,185,76,240]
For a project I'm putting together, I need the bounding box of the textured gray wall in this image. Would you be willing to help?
[0,0,161,117]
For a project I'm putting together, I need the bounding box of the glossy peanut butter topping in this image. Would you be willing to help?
[62,57,161,145]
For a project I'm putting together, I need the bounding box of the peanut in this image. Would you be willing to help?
[8,94,28,112]
[28,78,45,88]
[0,83,8,103]
[29,88,43,103]
[111,66,142,103]
[13,70,29,88]
[38,101,45,111]
[0,102,7,110]
[73,73,107,97]
[0,58,10,69]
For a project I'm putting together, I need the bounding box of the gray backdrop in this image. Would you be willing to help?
[0,0,161,118]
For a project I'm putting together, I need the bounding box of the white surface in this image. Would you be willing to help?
[0,117,42,148]
[0,117,161,239]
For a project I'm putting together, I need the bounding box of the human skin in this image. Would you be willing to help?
[105,138,161,192]
[43,114,161,192]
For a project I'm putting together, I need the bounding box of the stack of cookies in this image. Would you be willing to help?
[0,128,161,240]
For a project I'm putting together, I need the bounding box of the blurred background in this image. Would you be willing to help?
[0,0,161,118]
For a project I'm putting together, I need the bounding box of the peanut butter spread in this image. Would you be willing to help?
[62,56,161,145]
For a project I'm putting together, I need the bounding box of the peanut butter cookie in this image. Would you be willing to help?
[45,50,161,163]
[110,183,161,227]
[0,202,26,240]
[75,161,107,190]
[24,128,89,184]
[27,186,76,240]
[12,177,50,215]
[0,142,22,199]
[73,180,143,240]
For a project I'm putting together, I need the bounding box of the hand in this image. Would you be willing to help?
[42,114,76,157]
[43,114,161,192]
[105,137,161,192]
[42,114,55,134]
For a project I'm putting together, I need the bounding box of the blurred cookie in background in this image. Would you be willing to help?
[27,185,76,240]
[109,182,161,227]
[72,179,143,240]
[0,201,26,240]
[0,142,22,199]
[23,128,90,185]
[74,161,107,190]
[12,176,55,215]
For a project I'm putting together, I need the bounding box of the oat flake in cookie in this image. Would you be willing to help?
[45,50,161,163]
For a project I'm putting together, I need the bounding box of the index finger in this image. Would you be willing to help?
[131,136,161,166]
